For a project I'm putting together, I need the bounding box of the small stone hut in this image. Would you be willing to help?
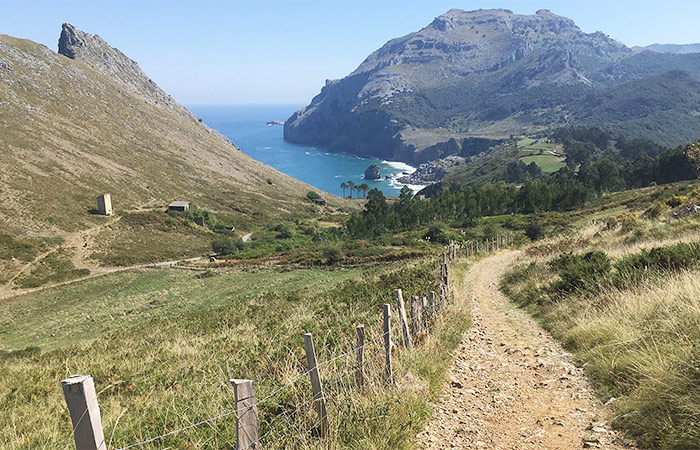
[168,201,191,212]
[96,194,113,216]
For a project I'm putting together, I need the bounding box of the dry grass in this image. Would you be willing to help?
[502,212,700,447]
[0,257,469,449]
[546,271,700,447]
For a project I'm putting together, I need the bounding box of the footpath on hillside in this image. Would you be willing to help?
[417,251,632,449]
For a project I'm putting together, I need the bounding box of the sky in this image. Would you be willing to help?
[2,0,700,105]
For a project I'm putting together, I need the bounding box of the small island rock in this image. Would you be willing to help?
[364,164,381,180]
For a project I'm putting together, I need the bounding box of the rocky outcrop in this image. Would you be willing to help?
[58,24,180,111]
[364,164,381,180]
[285,8,700,163]
[57,24,232,145]
[396,155,465,185]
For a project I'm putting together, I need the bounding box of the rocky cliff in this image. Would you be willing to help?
[285,9,700,164]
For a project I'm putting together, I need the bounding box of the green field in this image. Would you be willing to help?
[0,266,367,352]
[520,154,566,173]
[0,258,470,449]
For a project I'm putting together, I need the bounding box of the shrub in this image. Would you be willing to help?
[525,220,545,241]
[424,225,449,244]
[666,195,688,207]
[306,191,322,200]
[273,223,294,239]
[645,201,670,219]
[550,250,611,293]
[616,242,700,275]
[211,236,243,255]
[482,222,498,240]
[322,245,345,265]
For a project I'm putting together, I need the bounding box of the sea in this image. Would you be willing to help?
[188,104,420,197]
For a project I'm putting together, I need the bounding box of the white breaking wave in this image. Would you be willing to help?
[383,160,422,193]
[383,160,416,174]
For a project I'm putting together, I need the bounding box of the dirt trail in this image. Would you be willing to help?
[417,251,631,449]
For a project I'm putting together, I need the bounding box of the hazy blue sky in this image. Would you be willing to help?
[3,0,700,104]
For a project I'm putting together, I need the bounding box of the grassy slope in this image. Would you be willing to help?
[0,256,470,449]
[500,181,700,447]
[0,34,355,284]
[0,266,366,351]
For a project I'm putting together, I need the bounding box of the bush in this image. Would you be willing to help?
[211,236,243,255]
[273,223,294,239]
[525,220,545,241]
[482,222,499,240]
[550,250,611,293]
[645,201,670,219]
[306,191,322,200]
[616,242,700,276]
[666,195,688,207]
[322,245,345,265]
[424,225,449,244]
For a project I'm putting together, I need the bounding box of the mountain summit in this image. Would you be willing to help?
[285,9,700,164]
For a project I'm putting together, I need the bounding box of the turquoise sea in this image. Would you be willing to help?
[188,104,418,197]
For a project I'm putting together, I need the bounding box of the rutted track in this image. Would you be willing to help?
[417,251,632,449]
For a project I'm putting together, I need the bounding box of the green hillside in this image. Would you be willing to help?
[0,31,354,293]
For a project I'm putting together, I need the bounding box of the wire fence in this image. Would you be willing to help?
[60,237,512,450]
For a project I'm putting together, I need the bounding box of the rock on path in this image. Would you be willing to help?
[416,251,632,449]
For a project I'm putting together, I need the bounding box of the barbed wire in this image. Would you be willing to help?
[113,327,394,449]
[106,250,459,450]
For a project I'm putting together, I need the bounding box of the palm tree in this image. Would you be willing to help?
[347,180,356,198]
[340,181,348,198]
[358,183,370,198]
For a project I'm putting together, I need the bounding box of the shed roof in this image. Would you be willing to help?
[168,201,191,207]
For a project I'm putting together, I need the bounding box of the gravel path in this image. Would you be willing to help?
[417,251,632,449]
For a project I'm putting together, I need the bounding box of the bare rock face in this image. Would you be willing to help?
[58,23,191,116]
[364,164,381,180]
[57,23,231,144]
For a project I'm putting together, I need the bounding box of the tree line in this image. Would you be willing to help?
[346,131,700,238]
[346,177,589,237]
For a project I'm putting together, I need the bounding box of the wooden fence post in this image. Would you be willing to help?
[428,291,435,321]
[394,289,413,349]
[230,378,259,449]
[420,295,430,332]
[303,333,329,438]
[410,295,422,336]
[355,324,365,389]
[383,304,394,385]
[61,375,106,450]
[442,263,449,286]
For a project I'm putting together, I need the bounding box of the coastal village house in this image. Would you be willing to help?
[96,194,112,215]
[168,201,191,212]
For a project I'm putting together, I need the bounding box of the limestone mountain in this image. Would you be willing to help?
[285,9,700,164]
[0,25,324,253]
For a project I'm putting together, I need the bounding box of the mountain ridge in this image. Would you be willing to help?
[285,8,700,164]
